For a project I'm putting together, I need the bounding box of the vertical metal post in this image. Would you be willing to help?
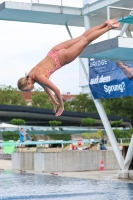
[93,99,124,169]
[30,0,33,10]
[65,24,88,79]
[120,7,133,172]
[126,29,132,38]
[107,6,110,39]
[83,15,124,169]
[84,15,91,30]
[60,0,63,13]
[123,135,133,170]
[65,25,72,38]
[119,23,130,37]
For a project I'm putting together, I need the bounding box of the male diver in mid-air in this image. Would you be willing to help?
[17,19,120,116]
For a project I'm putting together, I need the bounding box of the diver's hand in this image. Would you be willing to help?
[55,106,64,117]
[52,100,60,113]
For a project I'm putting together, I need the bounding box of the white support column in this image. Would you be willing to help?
[107,6,111,39]
[60,0,63,13]
[65,24,88,78]
[83,15,124,169]
[123,135,133,171]
[84,15,91,30]
[126,29,132,38]
[93,99,124,169]
[118,8,133,173]
[119,23,129,37]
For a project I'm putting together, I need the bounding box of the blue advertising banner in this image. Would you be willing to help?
[89,59,133,99]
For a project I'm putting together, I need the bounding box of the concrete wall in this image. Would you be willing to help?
[34,150,120,172]
[12,152,34,170]
[12,150,120,172]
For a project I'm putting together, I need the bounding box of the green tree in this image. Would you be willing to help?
[113,129,131,139]
[0,85,26,106]
[31,89,53,108]
[10,118,26,125]
[2,131,19,141]
[102,96,133,122]
[97,129,104,138]
[70,94,97,113]
[49,120,62,130]
[64,102,73,111]
[110,119,123,128]
[81,130,103,139]
[81,118,96,128]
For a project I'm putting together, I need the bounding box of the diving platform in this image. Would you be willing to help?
[0,1,84,26]
[79,37,133,61]
[0,0,133,29]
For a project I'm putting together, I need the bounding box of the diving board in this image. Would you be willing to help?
[118,15,133,24]
[0,1,84,27]
[79,37,133,61]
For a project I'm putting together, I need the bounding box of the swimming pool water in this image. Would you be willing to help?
[0,170,133,200]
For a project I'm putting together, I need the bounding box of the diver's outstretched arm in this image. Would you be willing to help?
[37,74,64,116]
[44,87,60,113]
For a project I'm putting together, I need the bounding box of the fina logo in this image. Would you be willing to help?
[90,59,108,67]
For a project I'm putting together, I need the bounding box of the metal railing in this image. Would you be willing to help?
[118,138,131,145]
[107,6,133,38]
[0,139,99,147]
[0,0,83,8]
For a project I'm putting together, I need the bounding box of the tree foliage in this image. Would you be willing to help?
[31,89,53,108]
[1,85,133,124]
[0,85,26,106]
[69,94,97,113]
[81,118,96,127]
[49,120,62,127]
[113,129,131,139]
[64,102,73,111]
[81,130,104,139]
[110,119,123,127]
[2,131,36,141]
[2,131,19,141]
[102,97,133,121]
[10,118,26,125]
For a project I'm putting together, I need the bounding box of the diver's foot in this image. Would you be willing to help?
[104,19,118,26]
[107,21,120,29]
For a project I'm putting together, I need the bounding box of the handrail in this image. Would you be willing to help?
[118,138,131,144]
[107,6,133,39]
[0,139,100,146]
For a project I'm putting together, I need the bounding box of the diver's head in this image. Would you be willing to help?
[17,76,34,91]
